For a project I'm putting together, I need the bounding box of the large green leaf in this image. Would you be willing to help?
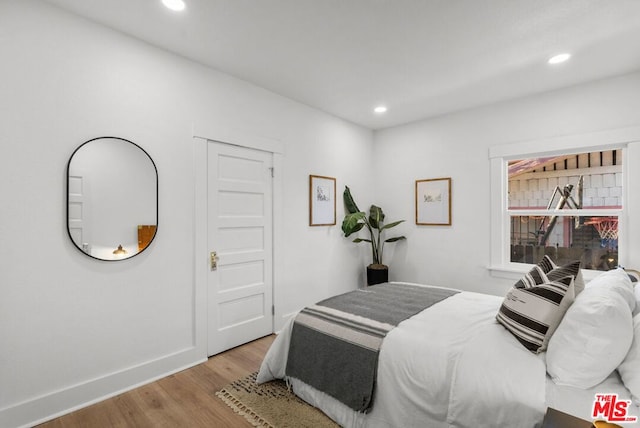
[343,186,360,214]
[347,222,365,236]
[381,220,405,230]
[341,212,365,237]
[353,238,372,243]
[385,236,406,243]
[369,205,385,229]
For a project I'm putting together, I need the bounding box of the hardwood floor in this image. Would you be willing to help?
[38,335,276,428]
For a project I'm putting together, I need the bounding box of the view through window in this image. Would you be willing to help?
[508,150,622,271]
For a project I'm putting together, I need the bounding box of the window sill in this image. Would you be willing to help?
[488,264,603,282]
[488,265,530,280]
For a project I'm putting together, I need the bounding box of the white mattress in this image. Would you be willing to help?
[258,288,638,427]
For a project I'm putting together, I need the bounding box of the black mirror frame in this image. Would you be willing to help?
[66,136,158,261]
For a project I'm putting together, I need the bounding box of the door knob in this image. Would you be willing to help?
[210,251,219,271]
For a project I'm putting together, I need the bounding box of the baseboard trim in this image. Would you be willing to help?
[0,346,205,428]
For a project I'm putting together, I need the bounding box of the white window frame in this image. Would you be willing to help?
[489,126,640,281]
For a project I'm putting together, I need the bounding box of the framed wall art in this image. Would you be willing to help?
[309,174,336,226]
[415,177,452,225]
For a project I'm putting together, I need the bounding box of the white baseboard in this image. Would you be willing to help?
[0,347,205,428]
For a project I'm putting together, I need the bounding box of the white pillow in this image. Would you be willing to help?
[618,315,640,406]
[634,284,640,317]
[586,268,636,312]
[546,285,634,389]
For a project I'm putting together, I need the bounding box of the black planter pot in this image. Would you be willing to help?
[367,264,389,286]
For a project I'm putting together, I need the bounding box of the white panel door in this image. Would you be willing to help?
[207,142,274,356]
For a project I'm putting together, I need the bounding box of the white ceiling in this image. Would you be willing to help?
[42,0,640,130]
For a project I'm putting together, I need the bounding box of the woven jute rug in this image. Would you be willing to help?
[216,372,339,428]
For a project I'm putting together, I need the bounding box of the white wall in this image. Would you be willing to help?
[0,1,373,426]
[374,71,640,296]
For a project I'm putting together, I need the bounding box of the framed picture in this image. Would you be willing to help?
[415,177,452,225]
[309,175,336,226]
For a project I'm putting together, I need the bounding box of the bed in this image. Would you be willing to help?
[257,265,640,428]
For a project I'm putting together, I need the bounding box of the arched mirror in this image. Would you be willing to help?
[66,137,158,261]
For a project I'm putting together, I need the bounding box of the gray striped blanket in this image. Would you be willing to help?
[285,282,459,412]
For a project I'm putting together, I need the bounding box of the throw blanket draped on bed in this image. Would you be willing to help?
[285,283,459,412]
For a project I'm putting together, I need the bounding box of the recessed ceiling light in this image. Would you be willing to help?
[548,53,571,65]
[374,106,388,114]
[162,0,186,11]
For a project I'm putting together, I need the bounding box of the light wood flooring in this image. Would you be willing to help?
[38,334,276,428]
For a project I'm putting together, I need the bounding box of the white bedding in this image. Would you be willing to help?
[546,371,640,427]
[258,288,639,427]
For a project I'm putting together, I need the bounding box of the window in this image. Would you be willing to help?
[489,127,640,279]
[508,150,621,271]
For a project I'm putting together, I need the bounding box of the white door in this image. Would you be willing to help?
[207,141,274,356]
[68,175,86,251]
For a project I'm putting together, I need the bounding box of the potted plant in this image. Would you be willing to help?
[341,186,406,285]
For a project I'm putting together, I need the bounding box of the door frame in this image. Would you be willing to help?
[193,124,284,359]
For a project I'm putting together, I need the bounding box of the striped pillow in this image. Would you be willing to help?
[497,275,575,353]
[513,255,555,289]
[546,260,584,296]
[514,256,584,296]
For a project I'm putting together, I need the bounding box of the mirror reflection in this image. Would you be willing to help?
[67,137,158,261]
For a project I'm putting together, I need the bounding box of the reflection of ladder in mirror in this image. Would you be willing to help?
[536,176,583,246]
